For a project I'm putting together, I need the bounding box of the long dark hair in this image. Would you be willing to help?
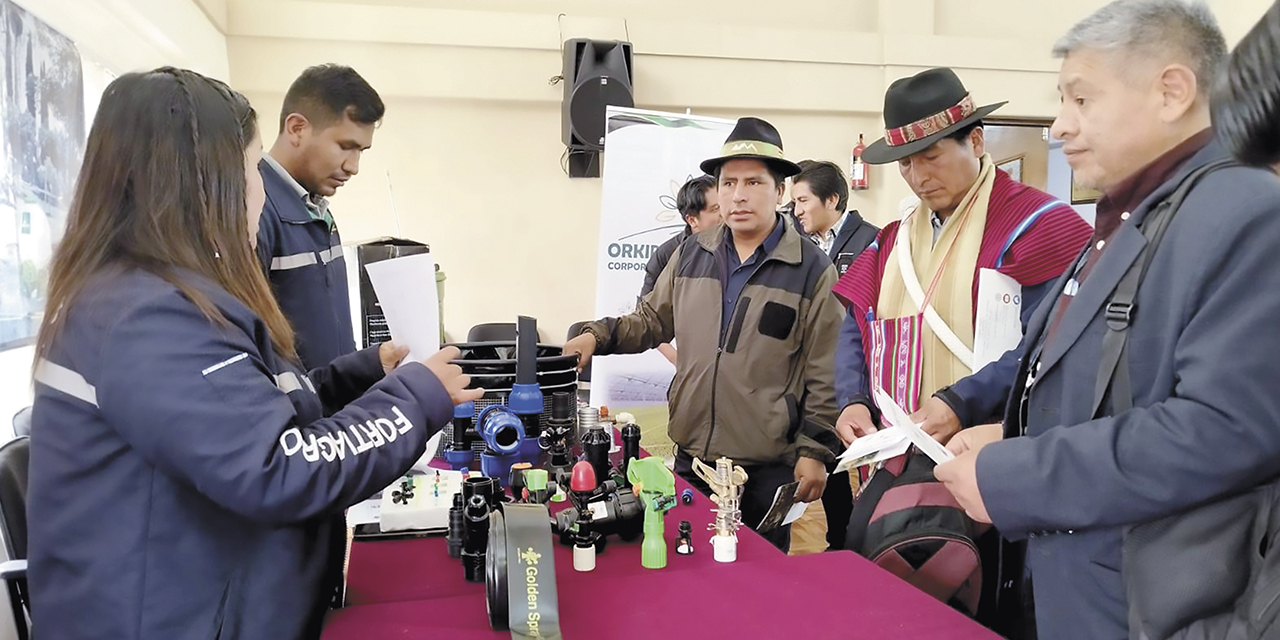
[1214,0,1280,167]
[36,67,296,362]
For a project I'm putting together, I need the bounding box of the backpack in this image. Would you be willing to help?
[844,453,989,616]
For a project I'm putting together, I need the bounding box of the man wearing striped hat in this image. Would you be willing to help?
[831,68,1091,449]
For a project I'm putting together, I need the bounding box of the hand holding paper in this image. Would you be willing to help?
[873,389,955,465]
[835,427,910,474]
[910,396,963,444]
[934,450,991,523]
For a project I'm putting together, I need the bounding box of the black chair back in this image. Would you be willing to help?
[0,437,29,560]
[10,408,29,439]
[467,323,517,343]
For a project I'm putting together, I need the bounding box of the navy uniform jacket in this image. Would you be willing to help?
[823,210,879,277]
[784,209,878,275]
[28,268,453,640]
[977,141,1280,640]
[257,158,355,369]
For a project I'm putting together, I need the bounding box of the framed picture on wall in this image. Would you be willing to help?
[983,118,1053,191]
[1071,172,1104,204]
[996,155,1024,183]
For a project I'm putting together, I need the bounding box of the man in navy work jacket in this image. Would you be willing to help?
[787,158,879,550]
[935,3,1280,639]
[258,64,384,369]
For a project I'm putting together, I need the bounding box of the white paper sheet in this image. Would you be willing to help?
[874,388,955,465]
[835,426,912,474]
[347,496,381,527]
[757,482,801,532]
[973,268,1023,371]
[409,429,445,474]
[363,252,440,364]
[782,501,809,526]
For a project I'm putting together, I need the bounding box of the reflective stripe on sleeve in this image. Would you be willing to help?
[34,358,99,407]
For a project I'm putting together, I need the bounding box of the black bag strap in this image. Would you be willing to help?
[1092,159,1236,418]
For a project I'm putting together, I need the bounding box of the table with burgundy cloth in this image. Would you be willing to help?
[325,471,1000,639]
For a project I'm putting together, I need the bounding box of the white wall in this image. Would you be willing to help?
[223,0,1086,342]
[226,0,1275,343]
[15,0,227,79]
[0,0,1268,427]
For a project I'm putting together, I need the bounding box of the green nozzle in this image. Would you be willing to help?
[627,457,676,570]
[524,468,548,492]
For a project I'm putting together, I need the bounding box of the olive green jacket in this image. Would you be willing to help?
[586,218,842,466]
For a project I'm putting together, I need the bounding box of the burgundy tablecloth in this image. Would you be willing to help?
[324,551,1000,639]
[332,468,1000,639]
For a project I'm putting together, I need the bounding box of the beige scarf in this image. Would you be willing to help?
[878,155,996,408]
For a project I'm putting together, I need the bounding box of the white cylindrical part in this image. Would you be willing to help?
[573,543,596,572]
[712,534,737,563]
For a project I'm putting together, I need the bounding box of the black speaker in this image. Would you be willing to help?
[562,39,633,177]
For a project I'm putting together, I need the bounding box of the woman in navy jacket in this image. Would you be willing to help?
[26,68,480,640]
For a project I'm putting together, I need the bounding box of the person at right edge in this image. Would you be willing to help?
[1216,0,1280,171]
[934,2,1280,639]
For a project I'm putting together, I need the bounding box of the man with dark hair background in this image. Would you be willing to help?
[258,64,390,370]
[791,160,878,276]
[641,174,720,366]
[790,159,879,551]
[641,174,720,297]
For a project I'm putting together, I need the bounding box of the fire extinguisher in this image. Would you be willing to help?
[850,133,869,191]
